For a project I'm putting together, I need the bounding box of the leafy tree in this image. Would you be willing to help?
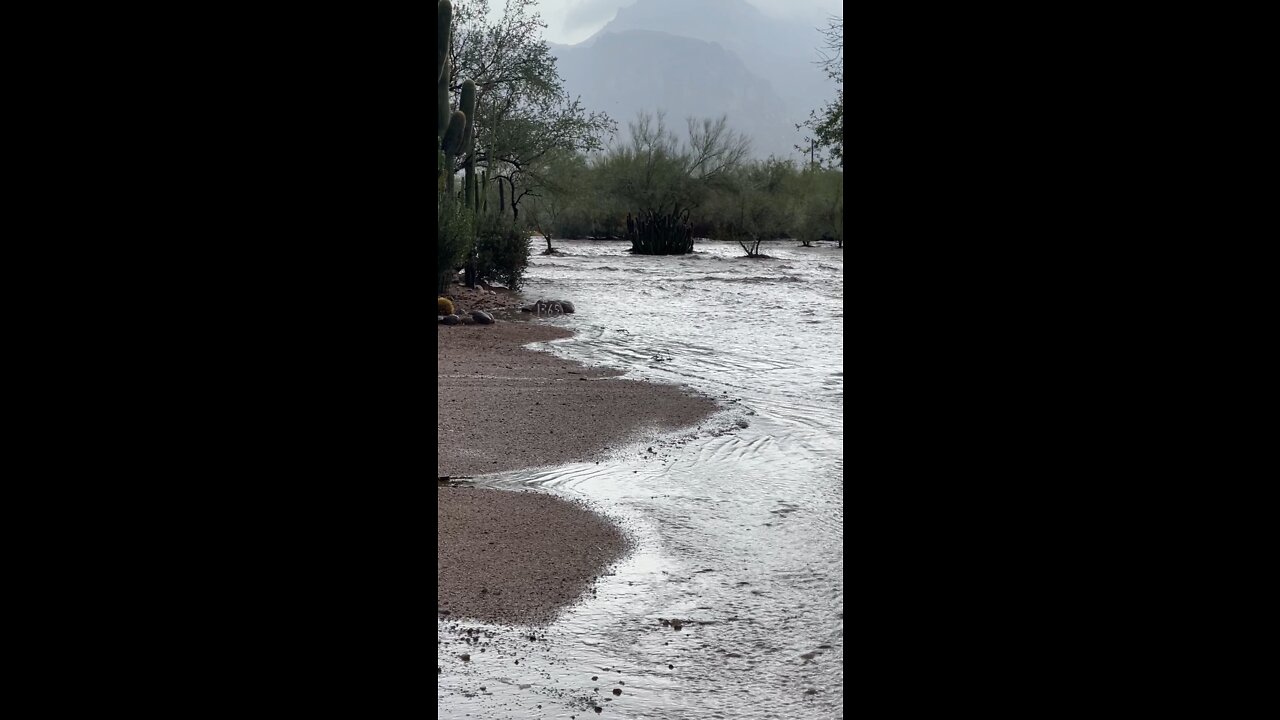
[447,0,615,220]
[600,112,750,245]
[797,15,843,168]
[791,167,843,247]
[725,159,798,257]
[524,150,592,250]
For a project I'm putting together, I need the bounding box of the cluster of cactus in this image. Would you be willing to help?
[631,207,694,255]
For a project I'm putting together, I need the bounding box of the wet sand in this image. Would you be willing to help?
[437,322,717,477]
[437,319,719,625]
[437,488,628,625]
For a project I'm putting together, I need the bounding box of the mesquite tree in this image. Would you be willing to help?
[446,0,614,221]
[796,15,843,168]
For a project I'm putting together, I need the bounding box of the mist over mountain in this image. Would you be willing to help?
[550,0,834,160]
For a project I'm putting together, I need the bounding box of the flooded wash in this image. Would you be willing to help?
[438,239,844,719]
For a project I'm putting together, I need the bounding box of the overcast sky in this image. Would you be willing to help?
[515,0,842,45]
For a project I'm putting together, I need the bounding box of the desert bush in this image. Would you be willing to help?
[474,213,530,290]
[438,197,474,294]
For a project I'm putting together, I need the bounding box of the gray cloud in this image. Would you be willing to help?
[537,0,841,45]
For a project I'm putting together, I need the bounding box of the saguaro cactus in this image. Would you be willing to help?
[437,58,451,140]
[442,109,466,193]
[460,79,476,206]
[437,1,453,188]
[437,1,452,82]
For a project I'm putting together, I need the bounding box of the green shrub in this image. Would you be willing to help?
[438,197,474,294]
[474,214,529,290]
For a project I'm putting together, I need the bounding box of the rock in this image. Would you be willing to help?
[460,654,471,661]
[612,688,622,696]
[441,314,460,325]
[461,316,476,325]
[559,300,575,313]
[472,310,494,324]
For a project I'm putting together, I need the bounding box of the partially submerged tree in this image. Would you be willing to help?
[725,158,797,258]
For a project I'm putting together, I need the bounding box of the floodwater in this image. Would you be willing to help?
[438,239,844,719]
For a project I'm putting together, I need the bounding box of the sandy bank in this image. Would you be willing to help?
[437,319,718,625]
[437,322,717,477]
[437,488,628,625]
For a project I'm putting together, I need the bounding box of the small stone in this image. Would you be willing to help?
[592,676,598,681]
[668,664,674,669]
[459,654,470,661]
[612,688,622,696]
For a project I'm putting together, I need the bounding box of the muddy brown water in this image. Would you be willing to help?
[438,239,843,719]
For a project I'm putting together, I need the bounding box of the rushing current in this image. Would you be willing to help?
[438,238,844,719]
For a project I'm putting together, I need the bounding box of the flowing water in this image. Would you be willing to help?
[438,239,844,719]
